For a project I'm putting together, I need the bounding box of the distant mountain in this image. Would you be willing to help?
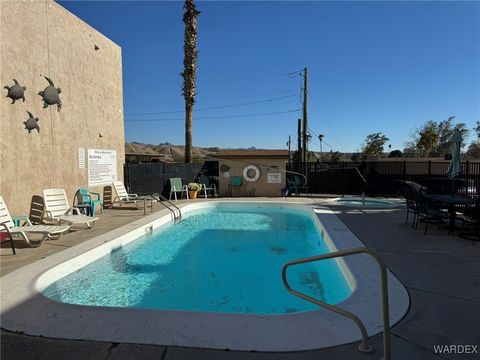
[125,142,217,162]
[125,142,271,162]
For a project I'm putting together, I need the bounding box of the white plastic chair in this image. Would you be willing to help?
[0,195,70,254]
[198,175,218,199]
[42,189,98,228]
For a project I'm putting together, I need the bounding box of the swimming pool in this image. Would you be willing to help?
[1,200,409,351]
[330,197,401,208]
[43,204,352,314]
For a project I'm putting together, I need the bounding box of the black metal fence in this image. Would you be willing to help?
[124,161,219,196]
[294,160,480,197]
[125,160,480,198]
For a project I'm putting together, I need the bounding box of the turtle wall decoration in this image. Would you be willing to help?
[38,76,62,111]
[3,79,26,104]
[24,111,40,133]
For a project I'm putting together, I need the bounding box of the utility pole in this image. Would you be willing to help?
[297,118,302,172]
[287,135,291,167]
[302,67,308,164]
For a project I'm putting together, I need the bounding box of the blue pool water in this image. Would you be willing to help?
[43,204,352,314]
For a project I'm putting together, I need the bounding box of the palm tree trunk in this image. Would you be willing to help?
[181,0,200,164]
[185,104,193,163]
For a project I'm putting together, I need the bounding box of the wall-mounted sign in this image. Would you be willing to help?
[88,149,117,186]
[267,173,281,184]
[78,148,85,169]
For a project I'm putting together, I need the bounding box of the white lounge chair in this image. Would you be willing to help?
[0,195,70,254]
[42,189,98,229]
[112,181,155,209]
[112,180,139,207]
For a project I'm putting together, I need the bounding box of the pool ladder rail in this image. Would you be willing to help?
[282,247,391,360]
[153,194,182,222]
[141,195,157,215]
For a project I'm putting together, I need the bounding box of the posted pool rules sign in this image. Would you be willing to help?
[267,173,281,183]
[88,149,117,186]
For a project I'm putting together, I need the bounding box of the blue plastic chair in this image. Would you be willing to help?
[76,188,103,216]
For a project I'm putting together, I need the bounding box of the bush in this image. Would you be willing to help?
[388,150,403,158]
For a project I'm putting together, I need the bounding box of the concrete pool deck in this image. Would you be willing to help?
[1,197,480,359]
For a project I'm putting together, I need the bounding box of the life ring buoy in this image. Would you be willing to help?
[243,165,260,182]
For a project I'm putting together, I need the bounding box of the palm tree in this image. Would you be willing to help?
[181,0,200,164]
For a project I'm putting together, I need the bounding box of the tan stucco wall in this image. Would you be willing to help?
[0,1,125,215]
[218,158,287,197]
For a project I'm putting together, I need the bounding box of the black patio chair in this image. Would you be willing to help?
[403,187,419,228]
[459,198,480,240]
[414,193,448,235]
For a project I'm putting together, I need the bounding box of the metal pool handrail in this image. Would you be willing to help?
[142,195,156,215]
[153,193,182,222]
[281,247,391,360]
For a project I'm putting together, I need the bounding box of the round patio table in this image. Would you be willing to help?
[423,194,476,235]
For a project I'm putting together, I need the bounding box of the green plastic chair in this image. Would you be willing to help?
[169,177,189,200]
[76,188,103,216]
[287,178,299,196]
[289,175,307,196]
[229,176,243,196]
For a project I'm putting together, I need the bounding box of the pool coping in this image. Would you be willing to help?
[0,200,409,351]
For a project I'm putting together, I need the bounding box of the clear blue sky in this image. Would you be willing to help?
[59,1,479,153]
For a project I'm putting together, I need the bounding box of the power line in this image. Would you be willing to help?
[125,94,298,116]
[288,69,304,77]
[125,89,298,106]
[308,126,334,151]
[125,72,299,87]
[309,94,346,152]
[198,73,297,83]
[323,141,335,151]
[125,108,301,122]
